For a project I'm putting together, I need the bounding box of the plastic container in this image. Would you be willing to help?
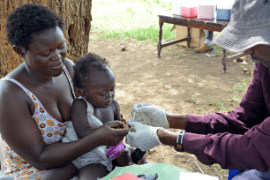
[172,0,181,15]
[181,1,198,18]
[197,5,215,19]
[217,0,234,20]
[217,9,231,20]
[197,0,216,20]
[181,7,198,18]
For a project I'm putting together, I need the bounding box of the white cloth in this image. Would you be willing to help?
[62,97,112,171]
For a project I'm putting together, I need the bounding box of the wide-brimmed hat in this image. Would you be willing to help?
[214,0,270,52]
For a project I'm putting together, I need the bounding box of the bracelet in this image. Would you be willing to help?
[174,130,185,152]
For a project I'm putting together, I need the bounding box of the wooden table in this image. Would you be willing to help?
[158,13,233,73]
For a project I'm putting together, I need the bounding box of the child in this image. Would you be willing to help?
[62,53,145,180]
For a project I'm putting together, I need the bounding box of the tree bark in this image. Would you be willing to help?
[0,0,92,76]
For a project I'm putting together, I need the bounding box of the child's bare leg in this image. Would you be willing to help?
[78,163,109,180]
[43,163,78,180]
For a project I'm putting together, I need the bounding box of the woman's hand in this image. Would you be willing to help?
[126,122,163,151]
[95,121,129,146]
[129,103,169,128]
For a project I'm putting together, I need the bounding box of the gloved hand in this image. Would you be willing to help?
[125,122,164,151]
[129,103,169,128]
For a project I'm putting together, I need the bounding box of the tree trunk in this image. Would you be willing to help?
[0,0,92,76]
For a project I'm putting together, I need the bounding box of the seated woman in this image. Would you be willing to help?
[0,3,129,180]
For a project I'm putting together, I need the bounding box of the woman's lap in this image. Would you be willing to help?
[78,163,109,180]
[42,163,78,180]
[232,169,270,180]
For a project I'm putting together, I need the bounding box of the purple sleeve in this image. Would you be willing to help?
[183,65,270,171]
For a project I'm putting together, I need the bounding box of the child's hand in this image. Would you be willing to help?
[113,121,129,130]
[114,115,127,129]
[120,114,127,124]
[120,118,127,124]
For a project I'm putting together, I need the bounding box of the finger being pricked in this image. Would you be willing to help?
[109,121,129,135]
[99,121,129,146]
[109,121,128,130]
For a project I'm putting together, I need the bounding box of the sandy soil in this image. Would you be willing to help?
[88,32,255,180]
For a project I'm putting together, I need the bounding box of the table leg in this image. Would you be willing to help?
[187,27,191,48]
[158,21,164,58]
[222,49,227,73]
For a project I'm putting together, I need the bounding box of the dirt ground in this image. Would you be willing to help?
[88,32,255,180]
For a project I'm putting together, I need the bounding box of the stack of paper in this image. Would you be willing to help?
[180,171,219,180]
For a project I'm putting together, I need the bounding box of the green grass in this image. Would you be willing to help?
[173,53,182,58]
[213,44,234,56]
[208,80,248,113]
[91,0,175,44]
[209,99,229,113]
[228,80,248,92]
[228,96,242,102]
[187,97,197,104]
[196,109,201,114]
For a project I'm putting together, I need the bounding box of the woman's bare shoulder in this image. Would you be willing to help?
[0,65,34,121]
[64,58,75,78]
[0,64,28,95]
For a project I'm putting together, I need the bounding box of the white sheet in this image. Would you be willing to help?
[179,171,219,180]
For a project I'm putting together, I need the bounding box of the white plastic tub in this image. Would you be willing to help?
[172,0,181,15]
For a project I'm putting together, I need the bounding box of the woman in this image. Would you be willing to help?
[0,3,128,180]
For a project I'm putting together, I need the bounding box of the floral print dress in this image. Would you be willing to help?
[0,66,77,180]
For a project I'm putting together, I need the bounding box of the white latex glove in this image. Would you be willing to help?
[125,122,163,151]
[129,103,169,128]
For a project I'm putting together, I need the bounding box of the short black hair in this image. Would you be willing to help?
[5,3,65,50]
[74,52,109,89]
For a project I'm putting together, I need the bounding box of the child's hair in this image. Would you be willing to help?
[5,3,65,50]
[74,52,109,89]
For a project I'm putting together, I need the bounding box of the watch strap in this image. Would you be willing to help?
[175,130,185,152]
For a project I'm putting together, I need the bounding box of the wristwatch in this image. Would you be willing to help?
[174,130,185,152]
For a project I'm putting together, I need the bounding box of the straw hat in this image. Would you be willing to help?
[214,0,270,52]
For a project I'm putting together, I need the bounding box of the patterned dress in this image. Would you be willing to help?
[0,66,77,180]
